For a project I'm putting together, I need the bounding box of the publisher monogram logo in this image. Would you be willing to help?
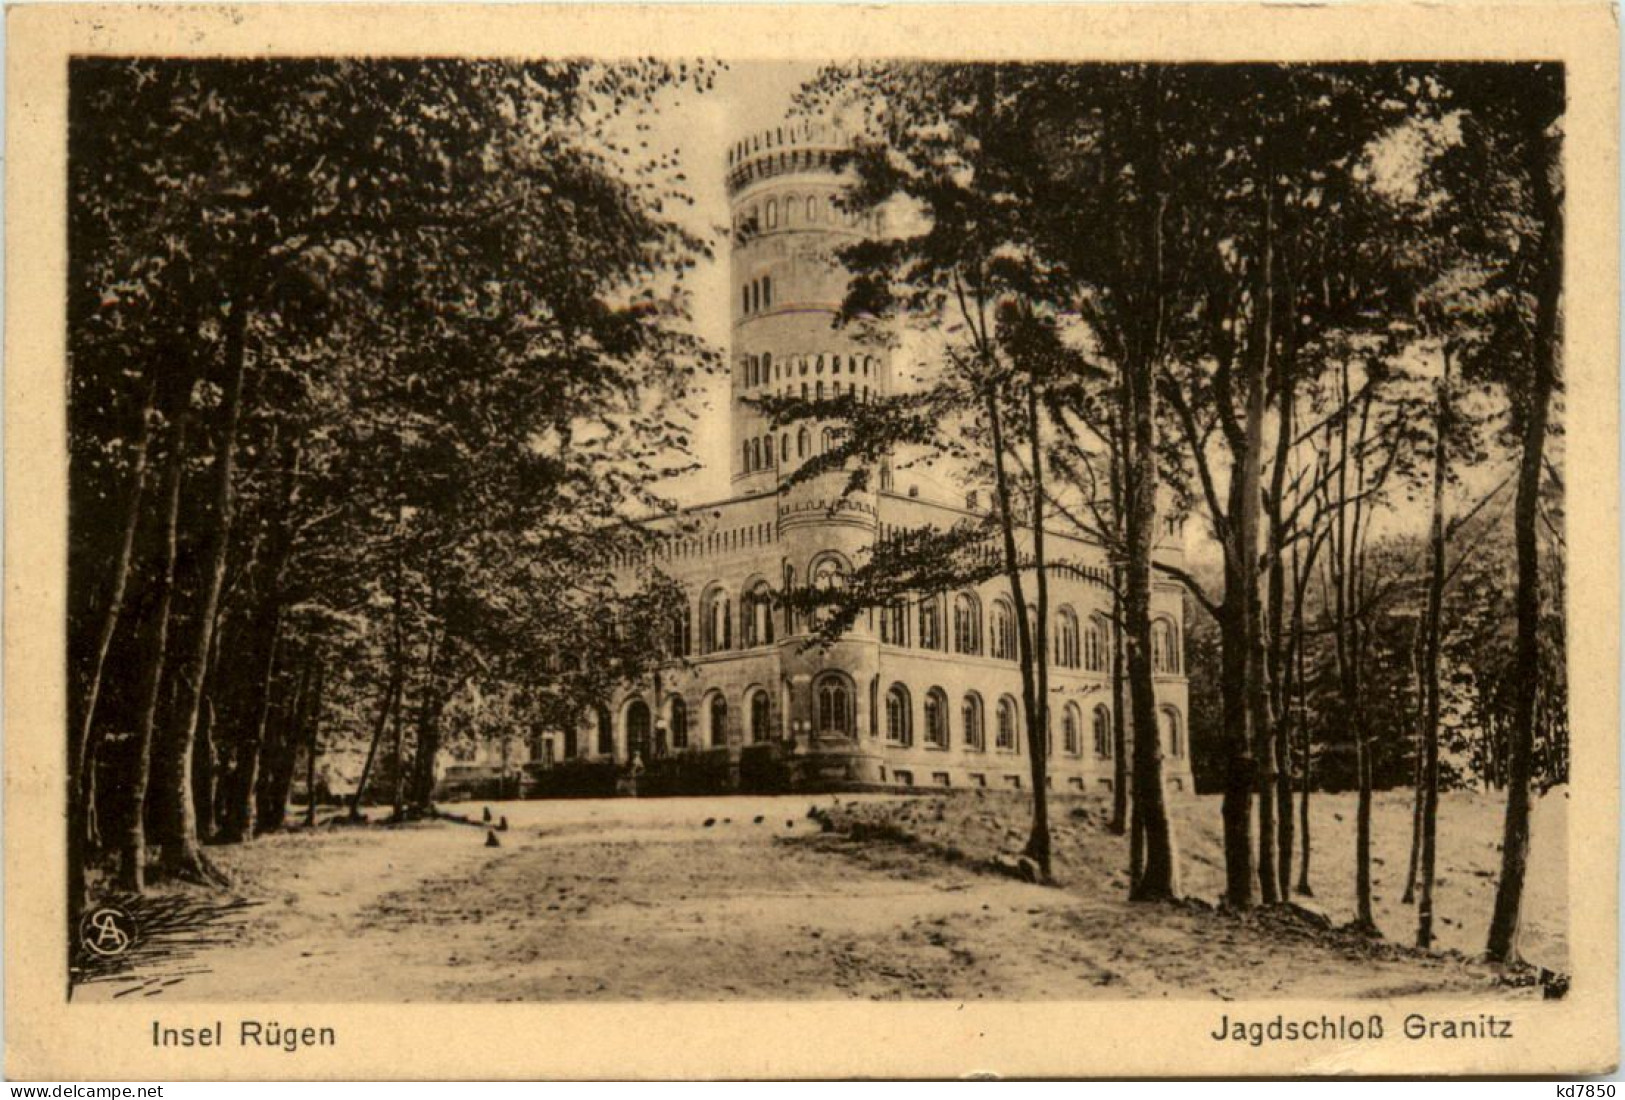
[78,904,137,958]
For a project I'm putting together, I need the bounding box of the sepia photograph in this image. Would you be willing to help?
[6,1,1618,1081]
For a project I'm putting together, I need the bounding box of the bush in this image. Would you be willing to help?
[739,742,792,793]
[525,758,620,799]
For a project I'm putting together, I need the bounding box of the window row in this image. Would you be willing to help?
[669,574,1178,675]
[740,351,877,386]
[741,275,774,315]
[593,689,1181,762]
[742,425,848,474]
[879,688,1183,759]
[735,193,882,236]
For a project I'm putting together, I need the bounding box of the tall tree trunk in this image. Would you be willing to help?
[73,375,159,861]
[984,386,1050,880]
[1247,184,1280,907]
[1488,116,1561,965]
[305,663,325,828]
[156,289,251,884]
[1111,573,1131,836]
[1401,606,1426,905]
[220,609,282,842]
[1123,362,1177,901]
[1289,534,1314,896]
[1108,432,1131,836]
[1417,348,1451,948]
[350,675,400,819]
[119,416,186,892]
[1122,67,1178,902]
[1267,347,1297,900]
[409,623,444,814]
[259,655,314,834]
[1024,379,1052,877]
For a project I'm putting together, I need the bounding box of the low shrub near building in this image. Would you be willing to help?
[524,758,620,799]
[640,748,733,797]
[739,742,792,793]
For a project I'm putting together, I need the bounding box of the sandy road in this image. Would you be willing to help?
[73,793,1537,1003]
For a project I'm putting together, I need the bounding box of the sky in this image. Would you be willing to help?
[622,63,1502,577]
[642,61,824,508]
[641,60,977,512]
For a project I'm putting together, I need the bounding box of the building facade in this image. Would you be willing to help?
[574,121,1192,795]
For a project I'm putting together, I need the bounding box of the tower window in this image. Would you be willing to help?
[762,276,772,309]
[807,196,820,221]
[766,199,778,229]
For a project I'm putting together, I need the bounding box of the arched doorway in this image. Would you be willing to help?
[625,699,652,763]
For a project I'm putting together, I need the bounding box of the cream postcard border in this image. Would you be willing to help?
[5,2,1618,1079]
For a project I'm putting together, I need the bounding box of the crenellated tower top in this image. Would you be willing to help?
[725,119,888,502]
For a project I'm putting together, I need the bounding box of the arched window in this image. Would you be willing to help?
[1055,606,1080,668]
[707,694,730,748]
[781,434,790,463]
[785,195,798,223]
[918,595,944,651]
[750,438,761,472]
[595,705,613,757]
[807,195,820,222]
[962,693,985,752]
[742,581,775,648]
[1152,618,1180,673]
[1063,704,1082,756]
[924,688,949,748]
[751,280,760,314]
[762,276,773,309]
[996,696,1019,752]
[1084,614,1107,672]
[762,433,774,468]
[953,592,982,655]
[766,199,778,228]
[741,284,750,314]
[750,690,772,743]
[797,427,810,458]
[1093,705,1113,758]
[991,599,1016,660]
[1161,707,1183,757]
[669,601,692,658]
[701,587,732,653]
[885,684,912,745]
[669,697,689,751]
[820,427,835,452]
[880,600,909,646]
[814,673,853,736]
[626,699,651,762]
[761,351,772,382]
[816,381,825,401]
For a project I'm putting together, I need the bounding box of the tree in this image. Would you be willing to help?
[68,57,718,907]
[1423,64,1565,966]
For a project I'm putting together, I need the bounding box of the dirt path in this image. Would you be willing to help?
[74,793,1541,1003]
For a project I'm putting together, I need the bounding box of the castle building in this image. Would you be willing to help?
[570,121,1191,794]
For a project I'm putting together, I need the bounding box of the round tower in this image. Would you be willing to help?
[725,120,890,495]
[726,121,889,782]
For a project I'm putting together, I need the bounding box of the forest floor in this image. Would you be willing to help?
[71,788,1563,1003]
